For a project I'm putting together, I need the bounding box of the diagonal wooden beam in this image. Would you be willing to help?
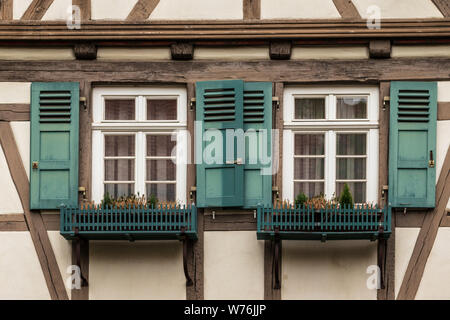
[333,0,362,19]
[397,146,450,300]
[432,0,450,17]
[126,0,160,21]
[21,0,54,20]
[72,0,91,21]
[243,0,260,20]
[0,122,68,300]
[0,0,13,20]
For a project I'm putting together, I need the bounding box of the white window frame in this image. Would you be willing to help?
[92,87,187,204]
[283,86,379,204]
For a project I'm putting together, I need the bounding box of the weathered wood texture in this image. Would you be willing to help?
[0,59,449,84]
[186,82,195,204]
[243,0,260,20]
[270,41,291,60]
[42,213,60,231]
[395,211,427,227]
[186,209,204,300]
[72,0,91,21]
[0,0,13,20]
[274,83,283,199]
[171,43,194,60]
[432,0,450,17]
[0,122,68,300]
[438,102,450,120]
[441,215,450,227]
[0,104,30,121]
[74,43,97,60]
[21,0,54,20]
[264,240,281,300]
[0,214,27,231]
[71,238,89,300]
[79,81,92,205]
[127,0,160,21]
[1,20,449,40]
[378,81,395,300]
[369,40,391,59]
[397,146,450,300]
[332,0,362,19]
[204,213,257,231]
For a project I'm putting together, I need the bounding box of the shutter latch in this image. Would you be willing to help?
[429,150,435,168]
[32,161,39,169]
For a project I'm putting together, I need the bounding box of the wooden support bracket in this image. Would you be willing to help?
[181,228,193,287]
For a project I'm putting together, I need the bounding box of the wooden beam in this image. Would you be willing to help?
[73,43,97,60]
[126,0,160,21]
[438,102,450,120]
[333,0,362,19]
[269,41,292,60]
[72,0,91,21]
[0,214,27,231]
[243,0,260,20]
[369,40,391,59]
[171,43,194,60]
[204,213,256,231]
[0,19,449,41]
[0,0,13,20]
[71,238,89,300]
[0,104,30,121]
[397,146,450,300]
[395,211,427,227]
[21,0,54,20]
[42,214,60,231]
[432,0,450,17]
[0,122,68,300]
[186,209,204,300]
[264,240,281,299]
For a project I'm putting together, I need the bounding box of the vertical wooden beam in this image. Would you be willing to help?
[332,0,362,19]
[431,0,450,17]
[274,83,283,199]
[21,0,55,20]
[0,0,13,20]
[0,122,68,300]
[264,240,281,299]
[397,146,450,300]
[71,238,89,300]
[72,0,91,21]
[126,0,160,21]
[377,81,395,300]
[243,0,260,20]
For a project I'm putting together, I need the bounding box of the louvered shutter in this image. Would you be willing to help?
[196,80,244,207]
[30,82,79,209]
[389,81,437,208]
[243,82,272,207]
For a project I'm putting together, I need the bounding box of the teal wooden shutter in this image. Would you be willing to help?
[389,81,437,208]
[30,82,79,209]
[196,80,244,207]
[243,82,272,208]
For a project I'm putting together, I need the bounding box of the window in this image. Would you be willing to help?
[283,87,379,204]
[92,87,187,204]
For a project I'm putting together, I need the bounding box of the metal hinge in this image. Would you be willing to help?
[190,98,196,111]
[383,96,390,110]
[80,96,87,110]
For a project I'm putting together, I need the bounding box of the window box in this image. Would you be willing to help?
[60,204,197,240]
[257,204,391,241]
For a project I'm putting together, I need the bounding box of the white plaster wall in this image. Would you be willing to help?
[436,121,450,184]
[353,0,443,19]
[42,0,72,20]
[291,46,369,60]
[204,231,264,300]
[89,240,186,300]
[97,47,171,60]
[91,0,138,20]
[416,228,450,299]
[0,144,24,214]
[194,47,269,60]
[438,82,450,102]
[392,46,450,58]
[0,82,30,103]
[0,48,75,60]
[282,240,377,300]
[0,232,50,299]
[149,0,243,20]
[395,228,420,299]
[47,231,72,299]
[13,0,33,20]
[10,121,30,179]
[261,0,341,19]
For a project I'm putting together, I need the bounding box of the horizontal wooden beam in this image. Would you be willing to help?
[204,213,256,231]
[0,58,449,83]
[0,214,27,231]
[0,19,449,41]
[0,104,30,121]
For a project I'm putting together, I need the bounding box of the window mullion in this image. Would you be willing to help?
[136,132,146,197]
[327,130,336,200]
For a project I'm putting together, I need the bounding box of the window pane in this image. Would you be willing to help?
[294,98,325,119]
[146,184,176,202]
[104,99,135,120]
[294,158,324,180]
[336,134,366,155]
[294,182,324,199]
[146,160,176,181]
[295,134,325,155]
[336,158,366,180]
[146,135,175,157]
[336,182,366,203]
[147,99,177,120]
[336,96,367,119]
[105,159,134,181]
[105,135,135,157]
[104,183,134,198]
